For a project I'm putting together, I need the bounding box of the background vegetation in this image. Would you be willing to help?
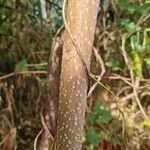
[0,0,150,149]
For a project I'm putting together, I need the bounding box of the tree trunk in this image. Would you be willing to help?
[55,0,99,149]
[39,28,64,150]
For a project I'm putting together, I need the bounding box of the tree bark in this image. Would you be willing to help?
[39,28,64,150]
[55,0,99,149]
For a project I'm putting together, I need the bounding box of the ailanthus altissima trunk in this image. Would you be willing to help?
[56,0,99,149]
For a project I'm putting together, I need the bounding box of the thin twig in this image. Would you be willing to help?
[121,36,149,120]
[34,129,43,150]
[113,73,133,87]
[26,63,48,67]
[0,71,47,80]
[102,75,150,82]
[87,47,105,97]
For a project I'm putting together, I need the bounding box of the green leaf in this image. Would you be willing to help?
[126,22,141,31]
[106,59,120,71]
[86,128,100,145]
[0,22,11,35]
[118,0,129,8]
[120,19,141,31]
[93,100,102,112]
[29,42,37,51]
[130,35,141,52]
[97,109,112,123]
[131,51,142,77]
[87,112,98,125]
[120,18,130,26]
[15,59,28,72]
[127,5,136,14]
[145,57,150,67]
[126,22,135,30]
[88,100,112,124]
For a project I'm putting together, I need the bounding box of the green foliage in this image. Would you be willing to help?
[0,0,63,75]
[29,42,37,51]
[34,61,47,70]
[0,1,64,149]
[129,33,142,77]
[119,19,141,32]
[130,34,141,52]
[0,21,12,35]
[131,50,142,77]
[86,100,112,145]
[144,57,150,67]
[143,29,150,51]
[0,0,150,149]
[15,59,28,72]
[86,128,101,145]
[106,58,120,71]
[116,0,150,77]
[86,100,129,147]
[88,100,112,125]
[118,0,150,15]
